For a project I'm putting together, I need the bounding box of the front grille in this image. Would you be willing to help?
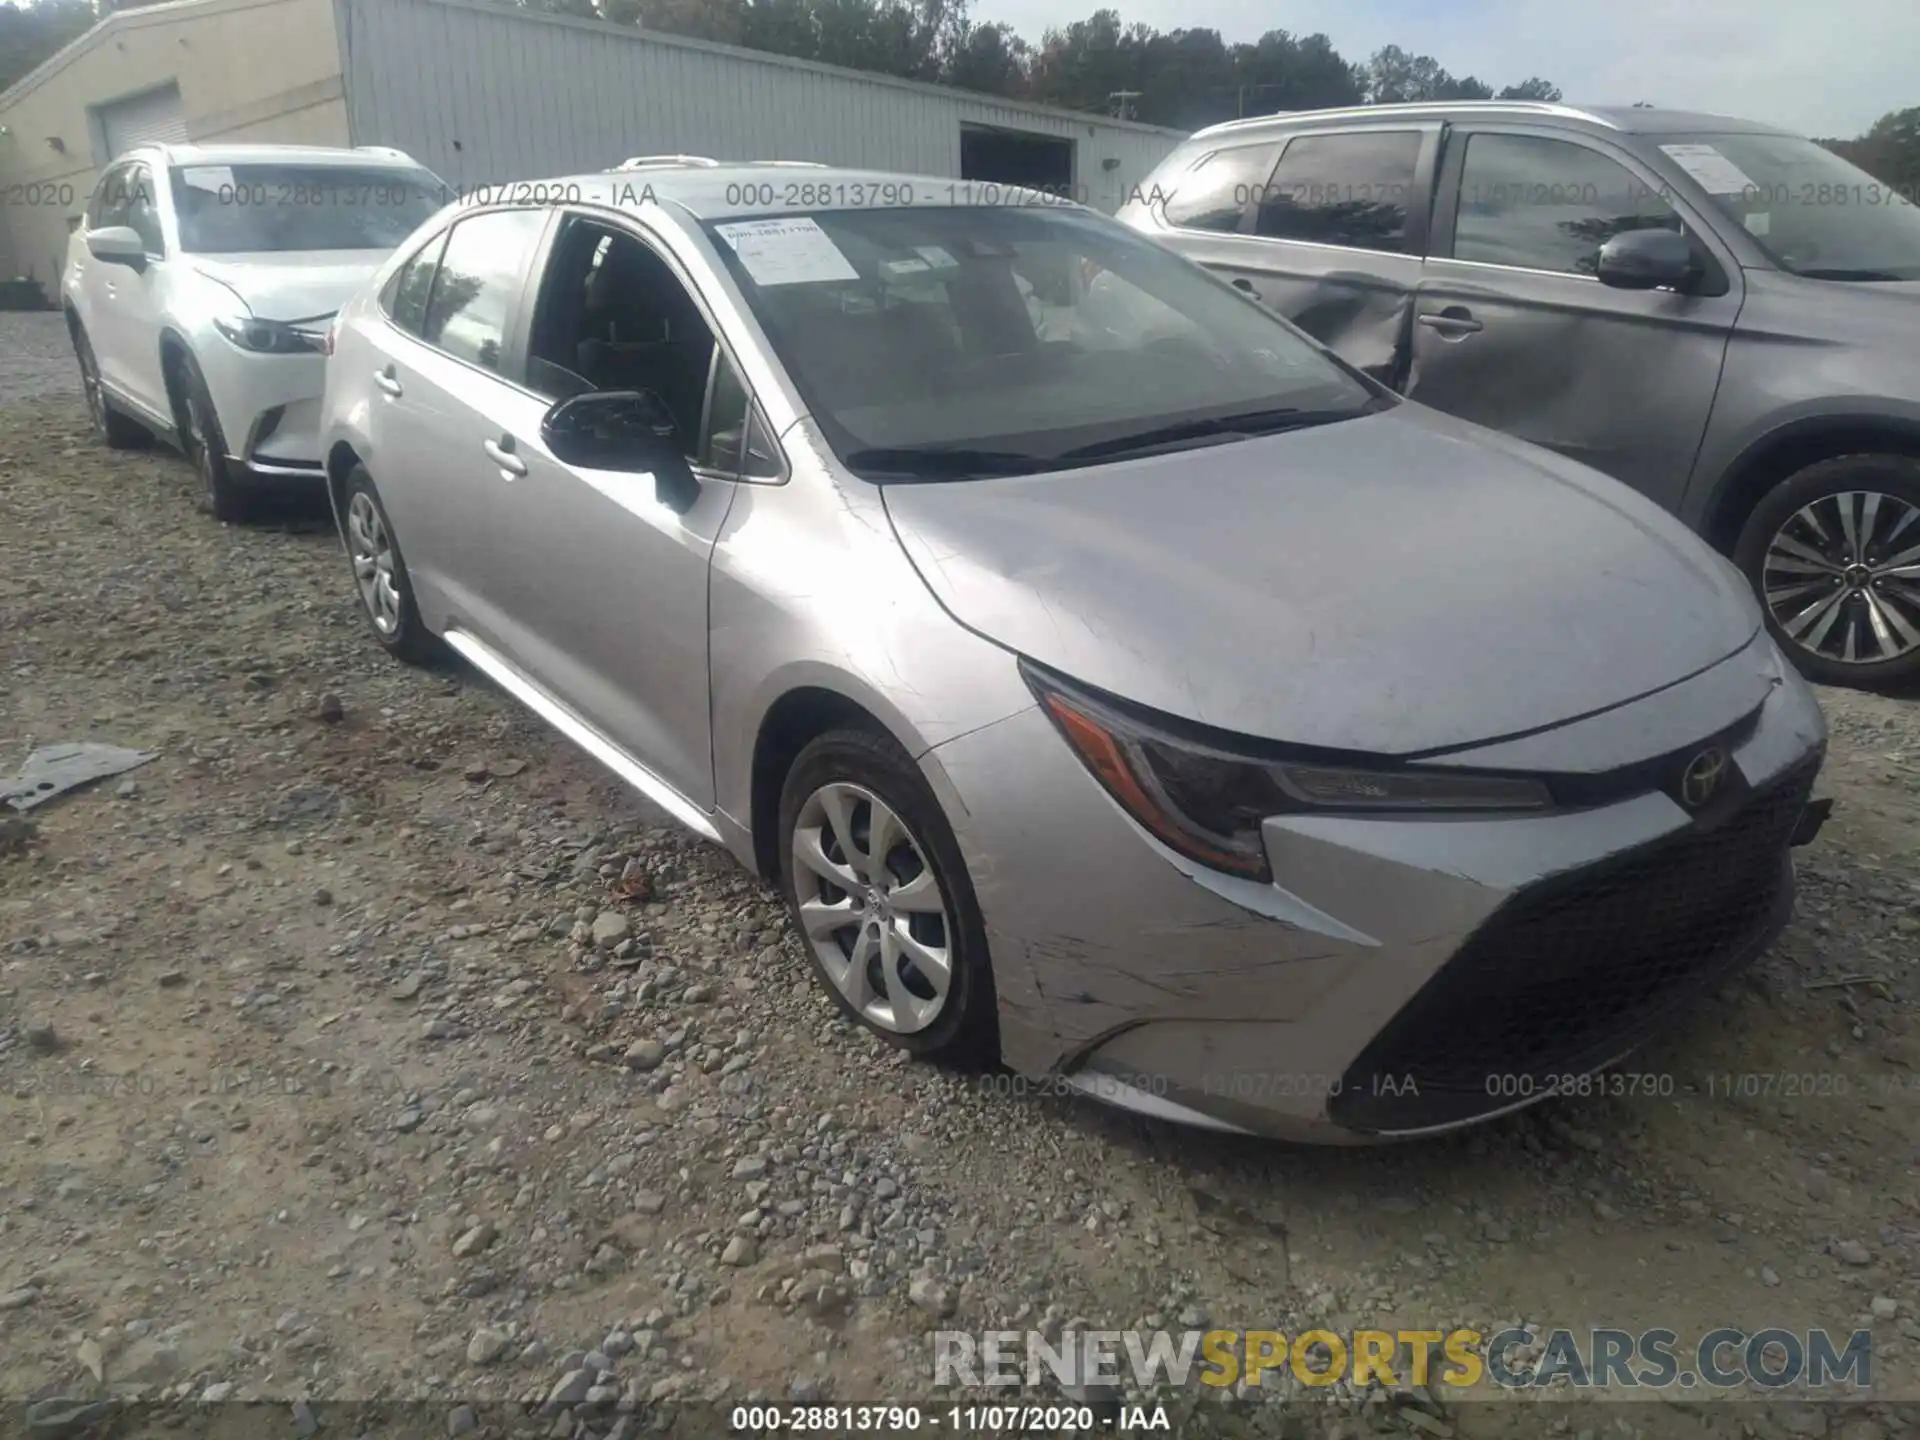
[1329,754,1821,1134]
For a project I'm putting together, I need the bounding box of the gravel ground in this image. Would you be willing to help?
[2,312,1918,1440]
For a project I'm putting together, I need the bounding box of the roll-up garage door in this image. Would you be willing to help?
[99,85,189,159]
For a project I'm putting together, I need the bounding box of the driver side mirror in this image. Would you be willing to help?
[85,225,147,271]
[1596,228,1698,291]
[540,390,701,513]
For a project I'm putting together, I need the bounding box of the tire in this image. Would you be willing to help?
[777,726,998,1066]
[342,465,440,665]
[168,350,251,524]
[71,324,148,450]
[1734,453,1920,688]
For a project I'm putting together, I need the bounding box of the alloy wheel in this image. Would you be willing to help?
[346,491,403,636]
[1763,489,1920,666]
[790,782,953,1033]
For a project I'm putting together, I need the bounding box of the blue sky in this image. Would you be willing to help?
[970,0,1915,138]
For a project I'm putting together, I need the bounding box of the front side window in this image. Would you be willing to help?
[707,204,1379,478]
[1452,133,1680,275]
[1659,131,1920,282]
[169,163,445,254]
[124,164,164,256]
[1162,144,1278,234]
[89,163,139,230]
[1255,131,1423,252]
[525,216,780,478]
[420,209,547,373]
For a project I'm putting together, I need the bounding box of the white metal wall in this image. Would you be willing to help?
[335,0,1183,212]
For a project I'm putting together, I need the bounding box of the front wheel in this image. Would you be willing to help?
[777,727,998,1066]
[1735,453,1920,688]
[169,351,250,523]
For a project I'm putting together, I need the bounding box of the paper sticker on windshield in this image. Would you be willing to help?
[881,257,931,278]
[1743,211,1772,237]
[179,166,235,193]
[714,218,858,286]
[1658,144,1757,196]
[913,245,959,269]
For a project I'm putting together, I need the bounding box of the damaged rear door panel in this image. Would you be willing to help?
[1162,121,1443,387]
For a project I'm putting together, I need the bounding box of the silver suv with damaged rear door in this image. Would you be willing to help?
[1122,102,1920,687]
[319,162,1828,1142]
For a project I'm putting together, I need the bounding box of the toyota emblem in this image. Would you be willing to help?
[1680,746,1729,809]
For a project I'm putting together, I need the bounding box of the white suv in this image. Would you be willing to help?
[63,142,446,520]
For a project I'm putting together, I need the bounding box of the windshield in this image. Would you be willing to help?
[170,163,445,255]
[704,204,1378,477]
[1661,133,1920,281]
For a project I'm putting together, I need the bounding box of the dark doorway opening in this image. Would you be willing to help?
[960,124,1074,197]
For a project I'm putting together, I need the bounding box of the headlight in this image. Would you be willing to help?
[1022,661,1552,883]
[213,312,322,355]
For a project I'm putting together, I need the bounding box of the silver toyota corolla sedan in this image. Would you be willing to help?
[319,162,1830,1143]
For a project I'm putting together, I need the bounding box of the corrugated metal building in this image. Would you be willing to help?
[0,0,1186,289]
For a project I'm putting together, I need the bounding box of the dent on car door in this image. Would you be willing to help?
[1154,128,1437,385]
[1406,128,1741,506]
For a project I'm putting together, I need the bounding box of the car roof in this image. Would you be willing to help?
[130,143,428,169]
[477,162,1077,223]
[1190,101,1797,142]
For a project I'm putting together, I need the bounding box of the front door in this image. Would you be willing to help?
[1406,126,1744,509]
[476,213,769,810]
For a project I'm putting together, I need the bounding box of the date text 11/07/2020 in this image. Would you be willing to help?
[441,180,1115,211]
[729,1404,1174,1433]
[981,1069,1920,1106]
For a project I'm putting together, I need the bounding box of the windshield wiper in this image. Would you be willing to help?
[843,446,1047,480]
[1056,404,1372,464]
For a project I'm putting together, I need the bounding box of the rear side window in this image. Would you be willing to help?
[1162,144,1279,233]
[1452,133,1682,275]
[1255,131,1423,253]
[383,229,448,336]
[420,209,548,373]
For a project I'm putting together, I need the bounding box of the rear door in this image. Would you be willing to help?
[1406,124,1743,507]
[357,207,552,641]
[1151,124,1442,384]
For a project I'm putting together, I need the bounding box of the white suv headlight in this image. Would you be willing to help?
[213,310,324,355]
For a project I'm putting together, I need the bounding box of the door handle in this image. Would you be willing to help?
[373,365,403,397]
[1417,307,1483,337]
[484,435,527,478]
[1232,277,1263,300]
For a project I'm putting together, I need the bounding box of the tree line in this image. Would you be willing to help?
[526,0,1563,130]
[2,0,1916,193]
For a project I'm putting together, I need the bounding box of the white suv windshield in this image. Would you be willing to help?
[170,163,445,254]
[1666,133,1920,282]
[705,204,1378,478]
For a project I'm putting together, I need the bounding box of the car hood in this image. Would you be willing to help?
[881,403,1761,756]
[187,251,392,322]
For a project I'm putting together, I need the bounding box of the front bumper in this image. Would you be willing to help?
[198,341,328,480]
[926,640,1828,1143]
